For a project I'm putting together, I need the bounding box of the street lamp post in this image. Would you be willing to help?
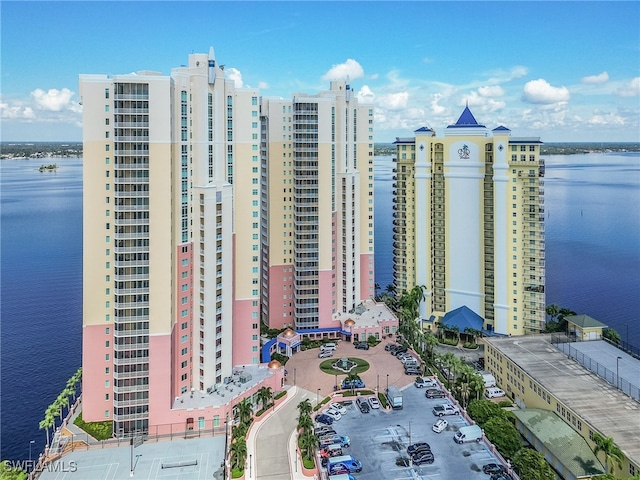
[386,374,389,393]
[316,388,320,406]
[377,374,379,393]
[249,454,252,478]
[29,440,35,471]
[616,356,622,389]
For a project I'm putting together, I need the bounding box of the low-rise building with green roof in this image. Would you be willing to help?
[566,314,607,341]
[513,409,605,479]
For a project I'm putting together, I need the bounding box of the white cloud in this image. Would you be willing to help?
[522,79,570,104]
[478,85,504,97]
[356,85,375,104]
[225,68,244,88]
[30,88,75,111]
[322,59,364,82]
[369,73,379,80]
[430,93,446,115]
[582,71,609,84]
[0,100,36,119]
[616,77,640,97]
[257,81,269,89]
[377,91,409,111]
[587,112,625,126]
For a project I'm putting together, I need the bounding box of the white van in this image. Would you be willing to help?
[321,342,337,351]
[485,387,505,399]
[453,424,483,444]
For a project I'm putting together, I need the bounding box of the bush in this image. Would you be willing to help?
[302,458,315,469]
[270,352,289,365]
[231,467,244,478]
[274,391,287,400]
[463,342,478,349]
[73,412,113,441]
[440,338,458,346]
[513,448,555,480]
[378,392,389,408]
[483,417,522,459]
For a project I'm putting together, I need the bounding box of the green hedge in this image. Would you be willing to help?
[274,391,287,400]
[73,412,113,441]
[231,467,244,478]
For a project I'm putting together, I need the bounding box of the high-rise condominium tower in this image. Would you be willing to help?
[260,84,375,330]
[79,49,372,435]
[392,106,545,336]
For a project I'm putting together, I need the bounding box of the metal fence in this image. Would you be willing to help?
[551,336,640,401]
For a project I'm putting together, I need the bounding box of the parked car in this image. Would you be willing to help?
[432,418,448,433]
[328,463,350,475]
[356,397,370,413]
[385,343,398,351]
[368,397,380,409]
[329,402,347,415]
[400,355,417,364]
[318,350,334,358]
[320,342,337,352]
[391,346,408,356]
[355,342,369,350]
[432,404,459,416]
[324,408,342,421]
[412,451,435,465]
[407,442,431,455]
[316,414,334,425]
[425,388,446,399]
[314,426,336,436]
[341,379,365,389]
[405,367,421,375]
[483,463,507,474]
[319,434,351,448]
[490,473,513,480]
[485,387,506,399]
[414,377,438,389]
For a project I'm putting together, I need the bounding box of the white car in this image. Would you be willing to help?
[485,387,506,399]
[432,418,448,433]
[400,355,418,364]
[324,408,342,420]
[368,397,380,409]
[329,402,347,415]
[318,350,333,358]
[414,377,438,389]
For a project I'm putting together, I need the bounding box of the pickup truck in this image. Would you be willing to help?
[432,404,460,416]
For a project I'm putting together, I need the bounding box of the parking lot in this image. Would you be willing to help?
[318,383,501,479]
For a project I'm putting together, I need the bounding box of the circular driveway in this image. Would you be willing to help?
[283,340,415,399]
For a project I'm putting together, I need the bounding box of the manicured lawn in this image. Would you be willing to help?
[318,357,370,375]
[73,412,113,440]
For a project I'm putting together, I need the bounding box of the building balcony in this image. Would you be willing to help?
[113,412,148,422]
[113,356,149,366]
[114,342,149,352]
[113,370,149,380]
[113,384,149,394]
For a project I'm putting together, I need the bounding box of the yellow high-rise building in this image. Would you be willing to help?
[392,106,545,336]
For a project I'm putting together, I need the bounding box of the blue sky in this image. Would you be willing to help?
[1,1,639,142]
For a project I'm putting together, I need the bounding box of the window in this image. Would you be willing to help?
[105,410,110,418]
[181,335,188,343]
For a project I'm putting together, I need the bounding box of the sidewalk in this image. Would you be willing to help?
[246,385,318,480]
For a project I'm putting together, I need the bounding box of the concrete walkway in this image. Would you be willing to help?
[247,386,316,480]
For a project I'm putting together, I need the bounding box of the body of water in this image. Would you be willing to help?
[1,151,639,461]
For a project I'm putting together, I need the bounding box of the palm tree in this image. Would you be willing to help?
[297,399,312,417]
[545,304,560,322]
[457,382,471,408]
[256,386,273,411]
[297,413,313,435]
[234,398,253,426]
[441,352,457,388]
[57,393,70,421]
[468,372,485,400]
[231,422,249,440]
[424,332,439,363]
[39,408,55,447]
[298,431,318,461]
[463,327,481,345]
[593,433,624,474]
[46,404,58,432]
[229,438,248,470]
